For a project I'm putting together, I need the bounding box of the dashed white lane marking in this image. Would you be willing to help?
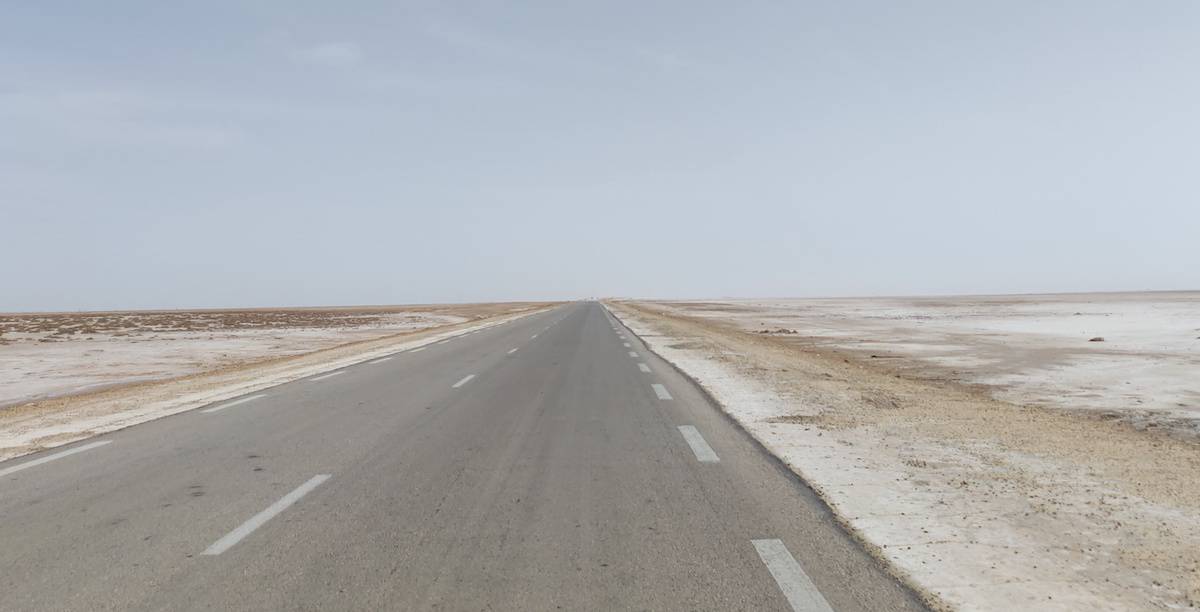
[638,363,652,373]
[0,440,113,479]
[652,384,673,400]
[452,374,476,388]
[202,393,268,414]
[677,425,719,463]
[623,342,631,347]
[751,539,834,612]
[628,351,639,358]
[507,348,518,354]
[531,334,538,339]
[310,371,343,382]
[368,357,393,364]
[202,474,331,556]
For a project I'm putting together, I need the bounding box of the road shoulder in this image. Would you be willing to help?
[0,305,555,462]
[606,300,1200,611]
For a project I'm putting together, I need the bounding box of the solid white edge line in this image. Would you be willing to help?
[0,440,113,478]
[368,356,393,364]
[637,363,652,373]
[652,383,673,400]
[410,347,426,352]
[677,425,719,462]
[201,393,268,414]
[202,474,331,556]
[751,539,834,612]
[452,374,476,388]
[310,371,343,382]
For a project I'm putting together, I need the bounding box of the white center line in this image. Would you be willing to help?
[201,393,268,414]
[628,351,639,358]
[638,363,652,373]
[652,384,673,400]
[0,440,113,479]
[368,357,393,364]
[507,348,518,354]
[678,425,719,462]
[202,475,331,556]
[751,539,834,612]
[310,371,343,382]
[452,374,476,388]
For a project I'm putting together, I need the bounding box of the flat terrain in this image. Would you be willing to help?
[0,303,537,409]
[611,294,1200,610]
[0,304,552,462]
[656,292,1200,435]
[0,302,923,611]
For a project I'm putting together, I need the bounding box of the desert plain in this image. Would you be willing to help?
[609,291,1200,610]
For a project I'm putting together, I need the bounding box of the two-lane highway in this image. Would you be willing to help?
[0,302,926,611]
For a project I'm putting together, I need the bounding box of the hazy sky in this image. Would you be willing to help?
[3,2,1198,311]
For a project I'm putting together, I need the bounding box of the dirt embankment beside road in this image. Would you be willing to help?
[609,299,1200,611]
[0,302,557,462]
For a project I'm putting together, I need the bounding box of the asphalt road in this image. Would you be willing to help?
[0,302,926,611]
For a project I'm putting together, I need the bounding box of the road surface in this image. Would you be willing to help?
[0,302,926,611]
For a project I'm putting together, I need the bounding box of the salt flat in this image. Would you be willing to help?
[660,291,1200,434]
[0,303,554,461]
[0,304,532,409]
[611,292,1200,610]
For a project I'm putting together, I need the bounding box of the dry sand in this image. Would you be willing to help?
[0,303,533,408]
[665,292,1200,435]
[608,293,1200,611]
[0,302,554,462]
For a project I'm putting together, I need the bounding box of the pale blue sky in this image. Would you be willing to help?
[3,2,1198,311]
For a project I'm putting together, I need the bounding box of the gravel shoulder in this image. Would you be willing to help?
[608,299,1200,611]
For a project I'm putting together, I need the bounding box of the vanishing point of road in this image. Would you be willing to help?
[0,302,926,611]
